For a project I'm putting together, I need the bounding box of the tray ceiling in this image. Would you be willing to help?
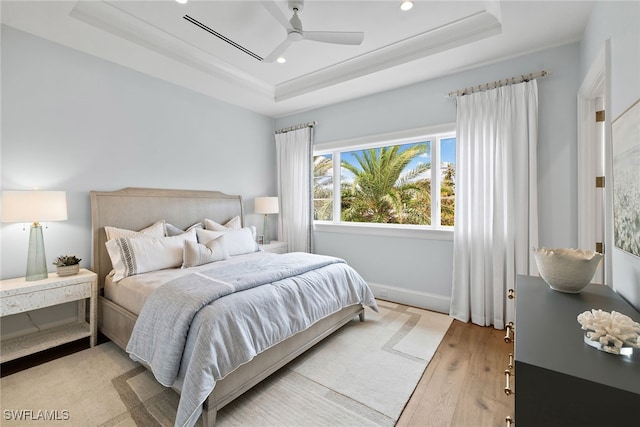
[1,1,594,117]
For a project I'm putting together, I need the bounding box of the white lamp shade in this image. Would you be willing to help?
[255,196,279,214]
[1,191,68,223]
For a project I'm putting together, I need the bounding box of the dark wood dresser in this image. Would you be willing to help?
[514,274,640,426]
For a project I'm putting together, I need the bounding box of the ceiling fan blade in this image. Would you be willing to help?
[264,38,293,62]
[260,1,293,31]
[303,31,364,45]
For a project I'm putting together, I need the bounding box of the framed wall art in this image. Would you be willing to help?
[611,99,640,257]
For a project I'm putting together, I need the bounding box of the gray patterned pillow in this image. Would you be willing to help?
[166,222,203,236]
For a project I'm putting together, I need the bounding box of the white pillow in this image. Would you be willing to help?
[204,216,241,231]
[105,220,166,241]
[183,234,229,268]
[166,222,203,236]
[203,219,257,241]
[196,227,258,256]
[106,229,197,281]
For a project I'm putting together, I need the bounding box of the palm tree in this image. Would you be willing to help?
[341,143,430,223]
[403,178,432,225]
[441,163,455,226]
[313,155,334,220]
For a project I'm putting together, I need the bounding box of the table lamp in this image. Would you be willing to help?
[254,196,279,244]
[1,190,68,281]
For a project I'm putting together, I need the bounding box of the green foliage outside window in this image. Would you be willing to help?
[313,155,334,221]
[313,138,455,226]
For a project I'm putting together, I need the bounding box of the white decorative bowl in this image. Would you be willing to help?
[533,247,603,293]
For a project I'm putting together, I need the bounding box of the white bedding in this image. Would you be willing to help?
[104,251,274,315]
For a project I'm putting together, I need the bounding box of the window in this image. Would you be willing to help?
[313,153,333,221]
[313,126,456,229]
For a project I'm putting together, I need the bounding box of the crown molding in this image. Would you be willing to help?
[69,0,273,97]
[70,1,500,104]
[274,10,502,101]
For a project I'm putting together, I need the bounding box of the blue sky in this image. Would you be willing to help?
[315,138,456,184]
[343,138,456,172]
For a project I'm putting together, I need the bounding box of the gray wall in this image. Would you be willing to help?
[0,26,275,334]
[1,25,276,280]
[581,1,640,310]
[2,1,636,319]
[276,42,581,312]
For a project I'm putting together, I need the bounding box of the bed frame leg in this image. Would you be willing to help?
[359,310,365,322]
[201,405,217,427]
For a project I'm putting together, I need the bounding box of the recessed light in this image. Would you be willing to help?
[276,57,286,64]
[400,1,413,11]
[176,0,188,4]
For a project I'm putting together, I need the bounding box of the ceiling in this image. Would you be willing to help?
[1,1,594,118]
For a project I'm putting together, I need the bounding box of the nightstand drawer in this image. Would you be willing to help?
[1,282,92,316]
[260,241,289,254]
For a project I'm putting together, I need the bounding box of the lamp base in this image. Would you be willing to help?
[263,214,271,245]
[26,223,48,281]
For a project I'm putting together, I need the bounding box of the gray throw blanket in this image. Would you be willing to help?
[126,252,344,387]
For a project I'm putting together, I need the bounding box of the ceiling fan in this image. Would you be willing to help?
[260,0,364,62]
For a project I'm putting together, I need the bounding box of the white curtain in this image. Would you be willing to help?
[450,80,539,329]
[275,126,313,253]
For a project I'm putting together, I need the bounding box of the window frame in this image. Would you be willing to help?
[313,123,456,238]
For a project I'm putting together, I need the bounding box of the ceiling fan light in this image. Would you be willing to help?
[400,1,413,11]
[276,57,286,64]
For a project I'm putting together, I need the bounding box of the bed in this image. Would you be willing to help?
[90,187,377,427]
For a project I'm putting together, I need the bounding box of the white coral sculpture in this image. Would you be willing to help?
[577,309,640,354]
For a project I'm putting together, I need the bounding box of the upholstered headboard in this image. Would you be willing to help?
[90,187,244,289]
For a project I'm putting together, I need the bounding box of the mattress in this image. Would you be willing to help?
[104,251,275,315]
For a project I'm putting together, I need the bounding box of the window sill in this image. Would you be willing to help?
[313,222,454,241]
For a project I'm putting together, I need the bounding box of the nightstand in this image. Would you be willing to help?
[260,241,288,254]
[0,268,98,363]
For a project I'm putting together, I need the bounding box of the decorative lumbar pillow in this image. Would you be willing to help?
[196,227,258,256]
[166,222,203,237]
[204,216,241,231]
[105,220,166,241]
[183,234,229,268]
[106,229,197,281]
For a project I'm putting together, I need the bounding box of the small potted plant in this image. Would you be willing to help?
[53,255,82,277]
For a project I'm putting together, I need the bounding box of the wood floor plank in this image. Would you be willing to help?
[398,320,472,426]
[397,320,515,427]
[452,326,513,426]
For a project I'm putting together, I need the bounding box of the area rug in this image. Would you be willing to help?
[1,301,452,426]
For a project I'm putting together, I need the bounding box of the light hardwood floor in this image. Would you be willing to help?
[397,320,514,427]
[2,319,515,426]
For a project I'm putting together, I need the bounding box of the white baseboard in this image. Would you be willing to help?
[367,282,451,314]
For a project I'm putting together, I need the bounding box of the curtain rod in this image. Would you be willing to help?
[275,121,317,134]
[447,70,549,98]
